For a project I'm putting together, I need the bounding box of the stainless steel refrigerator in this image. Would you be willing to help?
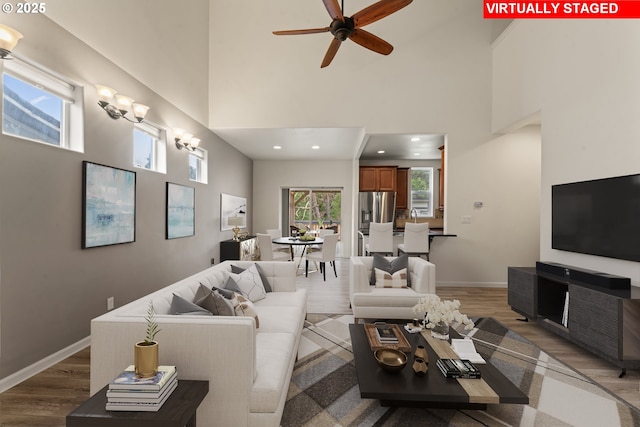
[358,191,396,232]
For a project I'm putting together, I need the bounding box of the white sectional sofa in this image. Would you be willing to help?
[90,260,306,427]
[350,256,436,323]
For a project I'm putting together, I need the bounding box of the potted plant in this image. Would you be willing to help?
[134,300,161,378]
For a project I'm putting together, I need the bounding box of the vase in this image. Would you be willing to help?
[134,341,158,378]
[412,357,428,376]
[430,321,450,340]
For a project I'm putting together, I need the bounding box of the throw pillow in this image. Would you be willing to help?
[199,281,235,300]
[195,290,235,316]
[369,253,411,287]
[228,264,268,302]
[222,276,245,297]
[232,292,260,328]
[374,267,408,288]
[169,294,212,316]
[231,264,273,292]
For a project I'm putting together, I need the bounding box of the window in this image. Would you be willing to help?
[133,122,166,173]
[410,167,434,217]
[2,57,83,151]
[288,188,342,234]
[189,147,208,183]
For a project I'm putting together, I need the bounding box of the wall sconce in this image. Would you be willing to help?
[95,85,150,123]
[227,216,244,241]
[174,128,200,151]
[0,24,23,59]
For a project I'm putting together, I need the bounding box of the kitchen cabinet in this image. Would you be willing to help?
[396,168,409,209]
[359,166,397,192]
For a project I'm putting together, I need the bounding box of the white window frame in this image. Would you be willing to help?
[189,147,208,184]
[133,121,167,174]
[1,54,84,152]
[410,167,434,218]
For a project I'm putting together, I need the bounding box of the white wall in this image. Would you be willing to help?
[253,160,353,257]
[493,20,640,284]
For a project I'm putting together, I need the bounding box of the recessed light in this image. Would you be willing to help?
[411,137,420,142]
[414,152,420,156]
[311,145,320,150]
[273,145,282,150]
[377,150,385,154]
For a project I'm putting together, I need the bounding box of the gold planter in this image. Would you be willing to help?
[134,341,158,378]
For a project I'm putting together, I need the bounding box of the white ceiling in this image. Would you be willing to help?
[45,1,508,161]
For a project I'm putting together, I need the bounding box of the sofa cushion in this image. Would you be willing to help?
[195,288,235,316]
[232,263,273,292]
[169,294,212,315]
[251,332,295,413]
[352,288,425,307]
[374,267,408,288]
[232,292,259,328]
[228,264,268,302]
[253,306,302,335]
[369,253,411,287]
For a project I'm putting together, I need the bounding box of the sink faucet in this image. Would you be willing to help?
[410,208,418,223]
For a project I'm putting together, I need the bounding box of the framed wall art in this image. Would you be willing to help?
[221,193,246,231]
[166,182,195,239]
[82,161,136,249]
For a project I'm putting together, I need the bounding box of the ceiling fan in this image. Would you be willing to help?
[273,0,413,68]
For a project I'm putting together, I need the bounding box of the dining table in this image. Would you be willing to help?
[272,236,324,274]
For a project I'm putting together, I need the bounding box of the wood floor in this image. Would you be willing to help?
[1,259,638,426]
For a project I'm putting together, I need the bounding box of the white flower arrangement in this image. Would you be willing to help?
[412,295,475,331]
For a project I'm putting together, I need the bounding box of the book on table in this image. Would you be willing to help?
[436,358,482,379]
[106,378,178,402]
[374,323,399,343]
[105,380,177,412]
[108,365,177,391]
[450,338,485,364]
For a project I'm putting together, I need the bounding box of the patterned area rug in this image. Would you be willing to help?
[282,315,640,426]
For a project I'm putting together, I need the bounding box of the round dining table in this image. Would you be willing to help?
[272,237,324,273]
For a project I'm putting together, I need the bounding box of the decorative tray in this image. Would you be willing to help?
[364,323,411,352]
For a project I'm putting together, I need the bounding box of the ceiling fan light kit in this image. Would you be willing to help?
[273,0,413,68]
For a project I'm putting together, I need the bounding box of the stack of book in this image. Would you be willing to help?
[105,365,177,412]
[435,358,481,379]
[374,323,399,344]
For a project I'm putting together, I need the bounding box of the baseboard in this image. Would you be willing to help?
[437,281,507,288]
[0,336,90,393]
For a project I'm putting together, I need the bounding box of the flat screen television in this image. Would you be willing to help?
[552,174,640,262]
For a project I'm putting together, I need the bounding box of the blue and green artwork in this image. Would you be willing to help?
[166,183,195,239]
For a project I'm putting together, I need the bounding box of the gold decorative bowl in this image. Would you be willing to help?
[374,348,407,373]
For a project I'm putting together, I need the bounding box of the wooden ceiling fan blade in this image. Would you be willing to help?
[323,0,345,21]
[321,38,342,68]
[353,0,413,28]
[350,29,393,55]
[273,27,330,36]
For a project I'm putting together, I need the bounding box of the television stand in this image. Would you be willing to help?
[508,263,640,374]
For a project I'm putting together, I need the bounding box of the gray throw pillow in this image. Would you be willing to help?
[169,294,212,315]
[198,282,234,299]
[231,264,273,293]
[369,253,411,287]
[196,290,235,316]
[222,276,245,296]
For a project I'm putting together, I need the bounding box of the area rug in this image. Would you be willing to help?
[282,315,640,427]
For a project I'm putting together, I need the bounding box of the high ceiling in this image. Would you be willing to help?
[45,1,509,161]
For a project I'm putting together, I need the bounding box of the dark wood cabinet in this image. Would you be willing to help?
[396,168,409,209]
[507,264,640,373]
[220,237,257,262]
[359,166,397,192]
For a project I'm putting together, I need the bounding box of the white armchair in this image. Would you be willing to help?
[349,256,436,323]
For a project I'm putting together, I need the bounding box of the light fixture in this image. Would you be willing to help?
[0,24,23,59]
[273,145,282,150]
[227,216,244,241]
[174,128,200,151]
[311,145,320,150]
[96,85,149,123]
[411,137,420,142]
[377,150,385,154]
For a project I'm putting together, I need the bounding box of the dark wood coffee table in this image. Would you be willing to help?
[349,323,528,409]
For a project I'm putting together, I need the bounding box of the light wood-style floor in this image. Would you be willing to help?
[1,259,638,426]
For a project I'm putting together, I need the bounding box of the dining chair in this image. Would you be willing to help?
[365,222,394,256]
[256,233,290,261]
[310,228,334,251]
[305,233,339,281]
[397,222,430,260]
[266,228,289,254]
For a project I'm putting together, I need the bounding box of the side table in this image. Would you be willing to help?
[66,380,208,427]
